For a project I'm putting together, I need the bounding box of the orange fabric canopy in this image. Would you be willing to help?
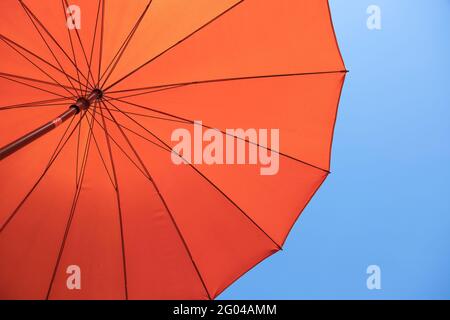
[0,0,346,299]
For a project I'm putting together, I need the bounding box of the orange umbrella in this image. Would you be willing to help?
[0,0,346,299]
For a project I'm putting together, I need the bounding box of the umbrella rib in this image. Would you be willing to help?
[0,97,72,111]
[18,0,82,97]
[86,0,103,90]
[98,105,128,299]
[0,74,73,100]
[98,22,138,87]
[0,102,71,111]
[0,35,87,95]
[97,0,105,87]
[0,38,78,97]
[103,0,245,92]
[102,101,213,300]
[62,0,95,90]
[86,108,154,182]
[60,0,86,94]
[99,17,141,85]
[76,107,117,188]
[105,95,330,174]
[105,95,199,124]
[99,0,153,89]
[0,111,81,233]
[105,99,283,250]
[18,0,91,89]
[88,120,116,190]
[0,71,81,93]
[76,108,97,185]
[93,107,174,153]
[107,70,349,97]
[95,111,192,178]
[107,84,187,100]
[46,108,97,299]
[95,104,191,125]
[75,112,81,188]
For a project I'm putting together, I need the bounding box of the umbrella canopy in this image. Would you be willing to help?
[0,0,346,299]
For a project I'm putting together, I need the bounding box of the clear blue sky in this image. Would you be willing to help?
[219,0,450,299]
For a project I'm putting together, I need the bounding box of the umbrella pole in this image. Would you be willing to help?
[0,89,102,161]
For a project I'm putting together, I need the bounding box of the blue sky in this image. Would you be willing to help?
[219,0,450,299]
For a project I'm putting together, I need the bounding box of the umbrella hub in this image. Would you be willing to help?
[70,89,103,114]
[0,89,104,160]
